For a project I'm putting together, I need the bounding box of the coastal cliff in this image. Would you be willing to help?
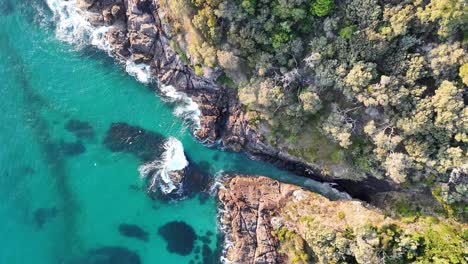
[73,0,398,199]
[218,176,467,263]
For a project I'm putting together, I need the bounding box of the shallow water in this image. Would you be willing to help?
[0,1,345,263]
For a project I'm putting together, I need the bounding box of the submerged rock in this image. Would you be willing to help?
[0,0,13,16]
[33,207,60,229]
[103,122,165,162]
[65,119,95,139]
[158,221,197,256]
[75,246,141,264]
[118,224,148,242]
[60,140,86,156]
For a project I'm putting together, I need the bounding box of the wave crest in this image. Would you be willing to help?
[159,85,202,129]
[138,137,188,194]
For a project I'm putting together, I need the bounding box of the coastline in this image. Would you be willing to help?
[51,0,401,200]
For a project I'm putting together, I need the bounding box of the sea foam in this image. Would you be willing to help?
[159,85,202,129]
[45,0,110,50]
[138,137,188,194]
[125,59,153,84]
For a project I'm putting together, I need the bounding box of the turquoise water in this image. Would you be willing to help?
[0,1,343,263]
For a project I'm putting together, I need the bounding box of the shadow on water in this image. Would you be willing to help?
[0,31,81,259]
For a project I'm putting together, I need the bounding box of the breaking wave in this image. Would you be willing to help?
[45,0,109,49]
[159,85,202,129]
[138,137,188,194]
[125,59,153,84]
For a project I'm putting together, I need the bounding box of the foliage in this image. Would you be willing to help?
[339,25,356,39]
[460,63,468,85]
[310,0,334,17]
[413,221,467,263]
[168,0,468,191]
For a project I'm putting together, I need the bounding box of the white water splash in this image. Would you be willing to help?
[138,137,188,194]
[159,85,202,129]
[45,0,110,50]
[125,60,153,84]
[45,0,89,45]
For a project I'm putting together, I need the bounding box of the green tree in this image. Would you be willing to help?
[311,0,334,17]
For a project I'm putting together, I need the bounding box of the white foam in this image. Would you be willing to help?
[125,60,153,84]
[90,26,113,52]
[45,0,92,47]
[159,84,202,129]
[138,137,188,194]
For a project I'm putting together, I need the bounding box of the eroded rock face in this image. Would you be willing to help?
[218,176,293,263]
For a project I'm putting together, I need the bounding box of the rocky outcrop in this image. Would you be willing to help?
[217,176,466,264]
[218,176,290,263]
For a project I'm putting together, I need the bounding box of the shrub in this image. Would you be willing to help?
[311,0,334,17]
[339,25,357,39]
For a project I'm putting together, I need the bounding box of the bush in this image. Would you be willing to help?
[339,25,357,39]
[311,0,334,17]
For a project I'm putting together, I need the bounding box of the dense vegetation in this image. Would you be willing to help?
[275,190,467,264]
[162,0,467,216]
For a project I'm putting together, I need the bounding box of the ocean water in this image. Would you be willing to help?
[0,1,345,263]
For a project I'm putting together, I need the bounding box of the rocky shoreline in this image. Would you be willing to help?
[217,176,464,264]
[73,0,399,200]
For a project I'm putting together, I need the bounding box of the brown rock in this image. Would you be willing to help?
[218,176,299,263]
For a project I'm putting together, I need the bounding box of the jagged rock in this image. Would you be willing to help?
[218,176,291,263]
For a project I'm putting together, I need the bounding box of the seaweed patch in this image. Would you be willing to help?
[65,119,95,140]
[118,224,149,242]
[158,221,197,256]
[103,122,165,162]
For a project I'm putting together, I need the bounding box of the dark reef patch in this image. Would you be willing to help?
[19,165,35,175]
[199,234,211,244]
[33,207,60,229]
[103,122,165,162]
[60,140,86,156]
[183,159,212,195]
[73,246,141,264]
[202,245,213,263]
[65,119,95,140]
[118,224,149,242]
[158,221,197,256]
[128,184,143,192]
[198,192,210,205]
[0,0,14,16]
